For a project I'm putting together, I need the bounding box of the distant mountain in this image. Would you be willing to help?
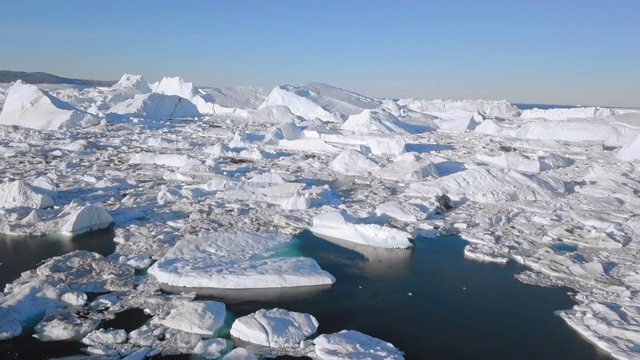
[0,70,116,87]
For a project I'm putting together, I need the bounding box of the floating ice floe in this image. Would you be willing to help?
[148,231,335,290]
[310,211,413,249]
[0,202,113,236]
[0,80,101,131]
[193,338,233,358]
[374,152,439,182]
[230,308,318,348]
[222,347,259,360]
[156,301,227,337]
[34,308,100,341]
[312,330,404,360]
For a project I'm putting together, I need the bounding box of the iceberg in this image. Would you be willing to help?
[109,93,200,119]
[0,80,101,131]
[157,301,227,337]
[310,211,413,249]
[313,330,404,360]
[0,180,54,209]
[230,308,318,347]
[148,231,335,290]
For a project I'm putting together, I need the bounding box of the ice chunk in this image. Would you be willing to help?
[248,105,301,123]
[520,106,614,120]
[152,76,195,99]
[617,133,640,161]
[148,231,335,290]
[0,180,54,209]
[58,205,113,235]
[230,308,318,347]
[259,83,380,122]
[82,328,127,346]
[406,167,567,203]
[313,330,404,360]
[398,98,520,119]
[222,348,258,360]
[330,150,380,175]
[61,290,87,307]
[375,201,427,222]
[321,133,406,156]
[310,211,413,249]
[33,308,99,341]
[375,152,438,181]
[158,301,227,337]
[112,74,152,93]
[109,93,200,119]
[0,279,69,339]
[341,108,412,134]
[36,250,134,292]
[129,152,199,167]
[193,338,232,358]
[433,112,482,131]
[0,80,100,131]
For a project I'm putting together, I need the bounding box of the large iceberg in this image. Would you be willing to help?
[230,308,318,348]
[259,83,381,122]
[148,231,335,290]
[310,211,413,249]
[109,93,200,119]
[0,80,101,131]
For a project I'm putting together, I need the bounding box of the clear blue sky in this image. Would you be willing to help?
[2,0,638,107]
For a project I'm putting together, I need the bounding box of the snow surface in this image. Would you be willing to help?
[310,211,413,249]
[148,231,335,289]
[230,308,318,348]
[0,80,101,131]
[2,77,640,358]
[313,330,404,360]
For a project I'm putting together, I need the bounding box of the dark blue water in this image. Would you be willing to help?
[0,230,612,359]
[0,227,116,289]
[221,232,612,360]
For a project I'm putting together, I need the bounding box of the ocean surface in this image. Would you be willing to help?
[0,230,613,359]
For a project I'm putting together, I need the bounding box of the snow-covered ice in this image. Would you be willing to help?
[310,211,413,249]
[312,330,404,360]
[148,231,335,290]
[230,308,318,348]
[156,300,227,337]
[1,76,640,358]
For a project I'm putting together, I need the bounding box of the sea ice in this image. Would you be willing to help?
[230,308,319,348]
[33,308,100,341]
[157,300,227,337]
[310,211,413,249]
[148,231,335,289]
[222,348,259,360]
[312,330,404,360]
[193,338,232,358]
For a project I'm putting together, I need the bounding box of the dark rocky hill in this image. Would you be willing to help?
[0,70,115,87]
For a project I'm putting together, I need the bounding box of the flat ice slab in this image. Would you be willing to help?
[313,330,404,360]
[310,211,413,249]
[230,308,318,347]
[158,301,227,337]
[148,231,335,289]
